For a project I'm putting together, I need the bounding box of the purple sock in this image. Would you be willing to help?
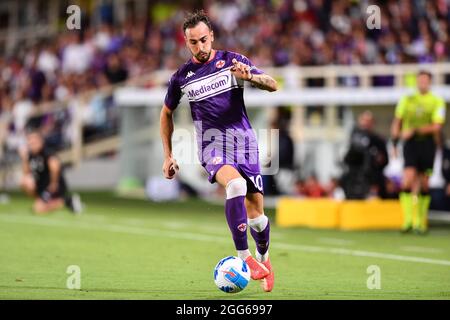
[225,195,249,251]
[250,221,270,255]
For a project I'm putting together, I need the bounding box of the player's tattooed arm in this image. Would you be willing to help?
[231,58,278,92]
[248,74,278,92]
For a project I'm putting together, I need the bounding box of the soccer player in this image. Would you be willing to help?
[391,70,446,234]
[160,11,277,291]
[19,129,82,215]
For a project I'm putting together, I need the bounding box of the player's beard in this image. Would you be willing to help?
[196,50,211,63]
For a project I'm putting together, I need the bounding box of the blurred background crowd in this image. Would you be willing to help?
[0,0,449,207]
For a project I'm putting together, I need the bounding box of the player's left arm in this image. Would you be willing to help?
[231,58,278,92]
[47,156,61,193]
[249,73,278,92]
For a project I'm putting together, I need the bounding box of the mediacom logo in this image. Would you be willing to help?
[187,75,229,100]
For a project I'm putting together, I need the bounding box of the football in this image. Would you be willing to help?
[213,256,251,293]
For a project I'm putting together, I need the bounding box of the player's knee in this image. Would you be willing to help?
[19,176,28,187]
[20,175,35,191]
[33,200,47,214]
[226,178,247,199]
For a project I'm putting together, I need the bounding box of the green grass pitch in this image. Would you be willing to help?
[0,192,449,300]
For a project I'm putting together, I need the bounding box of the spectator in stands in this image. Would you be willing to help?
[36,41,60,83]
[1,0,449,119]
[296,174,326,198]
[62,32,94,75]
[104,52,128,84]
[12,88,34,139]
[324,177,345,200]
[27,55,46,104]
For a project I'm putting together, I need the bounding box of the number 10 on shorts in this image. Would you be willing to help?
[249,175,263,192]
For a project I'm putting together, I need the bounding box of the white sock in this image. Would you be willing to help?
[256,250,269,262]
[237,249,251,260]
[248,214,269,262]
[248,214,268,232]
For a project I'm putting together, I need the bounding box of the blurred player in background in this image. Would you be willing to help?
[343,111,388,199]
[391,71,446,234]
[19,128,82,215]
[160,10,277,291]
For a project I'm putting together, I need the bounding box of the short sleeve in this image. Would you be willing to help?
[395,96,407,119]
[432,97,446,124]
[236,54,264,75]
[164,73,183,110]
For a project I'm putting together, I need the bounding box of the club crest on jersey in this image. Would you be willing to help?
[216,60,225,68]
[212,156,223,165]
[237,223,247,232]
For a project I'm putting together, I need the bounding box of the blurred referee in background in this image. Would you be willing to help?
[391,71,446,234]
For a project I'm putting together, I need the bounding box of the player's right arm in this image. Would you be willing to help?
[160,104,178,179]
[160,72,182,179]
[390,96,406,157]
[19,146,31,175]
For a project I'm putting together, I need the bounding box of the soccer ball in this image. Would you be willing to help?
[213,256,251,293]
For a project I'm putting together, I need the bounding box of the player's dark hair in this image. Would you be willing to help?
[24,117,42,135]
[24,127,42,137]
[183,10,212,34]
[418,70,432,79]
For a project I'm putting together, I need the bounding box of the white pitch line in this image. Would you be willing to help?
[0,214,223,243]
[1,214,450,267]
[161,221,190,229]
[400,246,444,254]
[318,237,354,246]
[273,242,450,266]
[107,216,285,239]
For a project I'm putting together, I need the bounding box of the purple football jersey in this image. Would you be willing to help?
[164,50,264,192]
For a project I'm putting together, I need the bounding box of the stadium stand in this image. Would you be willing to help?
[0,0,449,207]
